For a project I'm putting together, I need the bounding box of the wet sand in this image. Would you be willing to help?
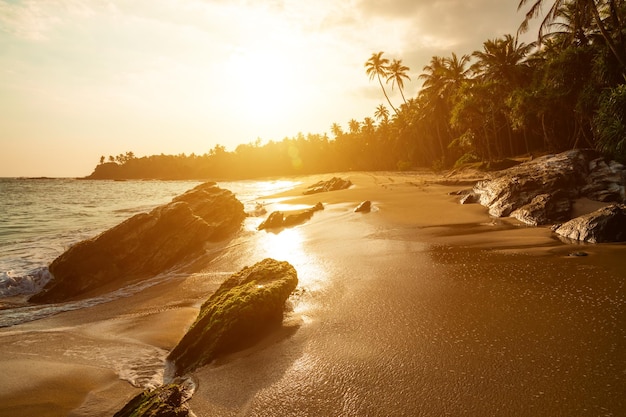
[1,172,625,416]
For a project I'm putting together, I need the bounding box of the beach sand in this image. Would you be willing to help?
[1,171,625,416]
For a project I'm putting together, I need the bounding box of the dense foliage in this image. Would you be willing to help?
[90,0,626,180]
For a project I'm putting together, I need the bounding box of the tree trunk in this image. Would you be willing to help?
[378,75,398,114]
[541,113,550,150]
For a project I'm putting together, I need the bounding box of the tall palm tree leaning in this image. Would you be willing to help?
[386,59,411,105]
[517,0,626,80]
[365,52,398,114]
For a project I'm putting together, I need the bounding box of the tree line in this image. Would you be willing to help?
[90,0,625,180]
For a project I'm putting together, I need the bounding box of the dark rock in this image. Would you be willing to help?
[303,177,352,195]
[114,378,196,417]
[568,252,589,257]
[30,182,245,303]
[510,192,572,226]
[581,158,626,203]
[354,200,372,213]
[258,203,324,230]
[258,211,286,230]
[167,258,298,376]
[552,204,626,243]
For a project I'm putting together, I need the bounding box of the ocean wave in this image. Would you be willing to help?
[0,271,183,328]
[0,267,52,297]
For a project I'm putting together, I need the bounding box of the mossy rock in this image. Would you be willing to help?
[113,381,192,417]
[167,258,298,376]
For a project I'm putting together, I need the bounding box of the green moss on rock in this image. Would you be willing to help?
[113,380,193,417]
[167,258,298,376]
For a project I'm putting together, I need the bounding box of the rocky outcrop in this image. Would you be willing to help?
[114,378,196,417]
[473,150,591,220]
[468,150,626,229]
[303,177,352,195]
[30,182,245,303]
[552,204,626,243]
[167,259,298,377]
[258,202,324,230]
[510,192,572,226]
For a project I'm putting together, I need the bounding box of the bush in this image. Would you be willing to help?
[453,152,481,168]
[594,84,626,163]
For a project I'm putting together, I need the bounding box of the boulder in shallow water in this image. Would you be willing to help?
[30,182,245,303]
[354,200,371,213]
[303,177,352,195]
[552,204,626,243]
[258,202,324,230]
[167,258,298,376]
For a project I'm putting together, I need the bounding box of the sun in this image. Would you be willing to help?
[222,48,299,124]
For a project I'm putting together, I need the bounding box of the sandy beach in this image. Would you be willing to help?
[1,171,625,416]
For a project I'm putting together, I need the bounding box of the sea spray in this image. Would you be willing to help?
[0,267,52,297]
[0,270,187,327]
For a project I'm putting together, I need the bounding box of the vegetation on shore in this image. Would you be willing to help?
[90,1,625,180]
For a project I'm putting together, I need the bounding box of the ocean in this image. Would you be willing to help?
[0,177,300,326]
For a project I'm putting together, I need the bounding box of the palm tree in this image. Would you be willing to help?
[386,59,411,105]
[545,0,595,46]
[418,56,448,100]
[418,57,450,162]
[517,0,625,79]
[374,104,390,123]
[470,35,535,157]
[444,53,472,90]
[362,117,375,133]
[472,34,533,85]
[348,119,361,134]
[418,54,472,162]
[330,122,344,139]
[365,52,398,114]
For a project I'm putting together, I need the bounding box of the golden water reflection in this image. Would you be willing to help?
[257,226,327,322]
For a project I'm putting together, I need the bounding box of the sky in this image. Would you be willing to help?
[0,0,541,177]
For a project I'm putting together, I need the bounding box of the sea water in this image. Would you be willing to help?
[0,177,300,326]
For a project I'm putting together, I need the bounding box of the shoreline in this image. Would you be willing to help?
[1,171,625,416]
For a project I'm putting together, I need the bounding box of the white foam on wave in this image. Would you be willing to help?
[0,271,182,328]
[63,343,168,389]
[0,267,52,297]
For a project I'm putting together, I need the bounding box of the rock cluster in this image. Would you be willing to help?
[258,203,324,230]
[167,258,298,377]
[463,149,626,242]
[303,177,352,195]
[30,182,245,303]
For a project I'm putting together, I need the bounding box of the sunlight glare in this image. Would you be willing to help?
[223,48,299,123]
[263,227,305,263]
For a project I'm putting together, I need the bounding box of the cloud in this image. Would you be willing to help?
[0,0,101,40]
[356,0,535,51]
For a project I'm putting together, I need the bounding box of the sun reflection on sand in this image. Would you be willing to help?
[256,226,327,323]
